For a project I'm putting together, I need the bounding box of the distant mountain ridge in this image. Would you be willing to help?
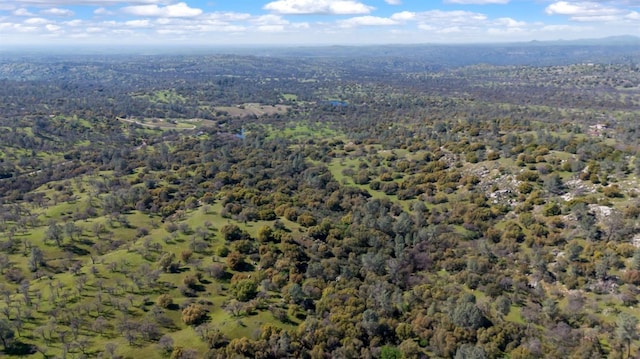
[1,36,639,70]
[526,35,640,46]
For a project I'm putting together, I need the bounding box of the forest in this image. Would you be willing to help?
[0,41,640,358]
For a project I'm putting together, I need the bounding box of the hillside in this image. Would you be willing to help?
[0,46,639,358]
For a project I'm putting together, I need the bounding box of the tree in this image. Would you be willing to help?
[616,313,638,359]
[156,294,174,309]
[226,251,245,271]
[45,222,63,247]
[158,334,174,354]
[455,344,487,359]
[256,225,274,243]
[544,174,565,195]
[450,301,486,329]
[230,279,258,302]
[182,304,207,326]
[380,345,402,359]
[221,224,245,241]
[494,296,511,317]
[28,247,44,272]
[0,319,14,350]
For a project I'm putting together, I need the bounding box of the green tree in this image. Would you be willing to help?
[182,304,207,326]
[256,225,274,243]
[616,313,638,359]
[455,344,487,359]
[0,319,15,350]
[28,247,44,272]
[230,279,258,302]
[494,296,511,317]
[45,222,64,247]
[451,301,485,329]
[380,345,402,359]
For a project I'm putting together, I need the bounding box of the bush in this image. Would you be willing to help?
[230,279,258,302]
[181,304,207,326]
[226,252,245,271]
[156,294,174,309]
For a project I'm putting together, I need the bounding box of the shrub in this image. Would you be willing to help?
[156,294,174,309]
[230,279,258,302]
[181,304,207,326]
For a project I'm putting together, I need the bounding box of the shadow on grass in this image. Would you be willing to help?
[4,341,37,356]
[63,244,90,255]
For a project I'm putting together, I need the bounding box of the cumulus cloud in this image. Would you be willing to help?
[263,0,374,15]
[6,0,167,5]
[493,17,525,27]
[390,11,416,21]
[24,17,49,25]
[13,8,35,16]
[411,10,488,24]
[45,23,61,31]
[339,16,397,27]
[94,8,114,15]
[64,19,82,26]
[41,8,75,17]
[125,19,151,27]
[445,0,509,4]
[545,1,629,21]
[122,2,202,17]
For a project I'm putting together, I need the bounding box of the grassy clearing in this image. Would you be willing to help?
[267,123,339,141]
[214,103,290,118]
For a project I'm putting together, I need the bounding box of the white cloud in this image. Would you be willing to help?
[445,0,509,4]
[41,8,74,17]
[13,8,35,16]
[438,26,462,33]
[45,23,61,31]
[625,11,640,20]
[125,19,151,27]
[339,16,397,27]
[493,17,525,27]
[414,10,488,24]
[252,14,288,26]
[201,12,252,22]
[5,0,167,5]
[24,17,49,25]
[64,19,82,26]
[545,1,629,21]
[122,2,202,18]
[385,0,402,4]
[257,25,285,32]
[93,7,112,15]
[263,0,374,15]
[15,24,39,32]
[391,11,416,22]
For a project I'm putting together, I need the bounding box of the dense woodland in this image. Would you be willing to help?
[0,42,640,358]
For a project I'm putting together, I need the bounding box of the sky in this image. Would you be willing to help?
[0,0,639,46]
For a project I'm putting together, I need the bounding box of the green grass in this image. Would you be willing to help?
[267,123,339,141]
[505,306,525,324]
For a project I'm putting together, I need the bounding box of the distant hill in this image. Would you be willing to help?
[2,36,639,69]
[526,35,640,46]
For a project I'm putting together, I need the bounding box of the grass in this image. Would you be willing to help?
[267,123,339,141]
[214,103,290,118]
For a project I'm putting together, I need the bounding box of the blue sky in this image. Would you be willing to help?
[0,0,639,46]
